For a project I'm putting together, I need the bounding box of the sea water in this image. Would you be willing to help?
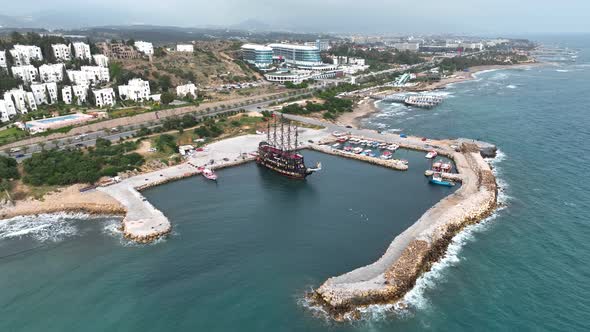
[1,34,589,331]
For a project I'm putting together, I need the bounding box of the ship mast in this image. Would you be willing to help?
[287,122,292,151]
[280,116,285,149]
[295,124,298,149]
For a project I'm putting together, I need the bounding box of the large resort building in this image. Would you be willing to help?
[267,43,323,69]
[241,44,274,69]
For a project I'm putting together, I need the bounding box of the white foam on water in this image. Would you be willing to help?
[0,213,88,242]
[506,85,517,89]
[555,69,569,72]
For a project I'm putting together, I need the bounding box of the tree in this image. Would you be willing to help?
[160,92,175,105]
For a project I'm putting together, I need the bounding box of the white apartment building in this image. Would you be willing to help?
[81,66,110,83]
[134,41,154,55]
[72,42,91,59]
[52,44,72,61]
[176,83,197,98]
[93,54,109,67]
[31,82,58,105]
[176,44,194,52]
[3,88,36,113]
[11,65,39,83]
[72,85,88,104]
[67,70,90,86]
[0,99,16,122]
[62,86,73,104]
[118,78,150,101]
[330,56,366,66]
[10,45,43,66]
[93,88,116,108]
[38,63,65,83]
[0,50,6,69]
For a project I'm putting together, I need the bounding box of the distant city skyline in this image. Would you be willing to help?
[1,0,590,34]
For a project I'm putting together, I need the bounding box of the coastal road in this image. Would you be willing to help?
[2,89,327,162]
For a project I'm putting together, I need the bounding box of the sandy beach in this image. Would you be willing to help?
[336,97,380,128]
[0,184,126,220]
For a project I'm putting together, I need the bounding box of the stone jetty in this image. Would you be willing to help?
[309,141,498,320]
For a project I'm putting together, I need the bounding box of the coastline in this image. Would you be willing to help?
[336,62,545,128]
[0,184,126,220]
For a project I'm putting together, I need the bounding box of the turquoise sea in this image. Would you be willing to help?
[1,34,589,331]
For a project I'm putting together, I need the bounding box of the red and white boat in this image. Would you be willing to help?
[202,168,218,181]
[425,150,438,159]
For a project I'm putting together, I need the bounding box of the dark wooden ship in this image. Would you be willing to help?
[257,115,321,179]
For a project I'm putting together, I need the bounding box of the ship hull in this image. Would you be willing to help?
[256,158,310,179]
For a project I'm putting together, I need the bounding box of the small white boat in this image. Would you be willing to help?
[425,150,438,159]
[332,131,344,137]
[332,143,340,148]
[202,168,218,181]
[387,144,399,151]
[353,147,363,154]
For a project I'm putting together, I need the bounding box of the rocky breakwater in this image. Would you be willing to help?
[310,142,498,320]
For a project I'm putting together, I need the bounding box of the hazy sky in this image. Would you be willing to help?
[4,0,590,34]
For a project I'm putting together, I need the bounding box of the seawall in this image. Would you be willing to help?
[309,142,498,320]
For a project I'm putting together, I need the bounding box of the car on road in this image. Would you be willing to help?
[308,140,314,143]
[223,157,230,161]
[257,106,262,109]
[346,125,353,129]
[15,154,25,158]
[75,143,85,148]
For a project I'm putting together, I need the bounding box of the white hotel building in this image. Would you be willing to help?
[118,78,150,101]
[134,41,154,55]
[3,88,37,114]
[267,43,324,69]
[10,45,43,66]
[0,50,7,69]
[63,85,88,105]
[73,42,91,60]
[11,65,39,83]
[93,88,116,108]
[176,83,197,98]
[38,63,65,83]
[31,82,59,105]
[176,44,194,52]
[0,99,15,122]
[81,66,110,83]
[52,44,72,61]
[93,54,109,67]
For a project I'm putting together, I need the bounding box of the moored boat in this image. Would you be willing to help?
[202,168,218,181]
[430,172,455,187]
[425,150,438,159]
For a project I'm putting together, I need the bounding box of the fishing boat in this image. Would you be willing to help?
[363,149,372,155]
[430,172,455,187]
[202,168,218,181]
[332,143,340,148]
[441,163,452,173]
[353,147,363,154]
[344,146,353,152]
[337,137,348,143]
[425,150,438,159]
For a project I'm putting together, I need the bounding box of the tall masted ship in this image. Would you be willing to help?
[257,115,321,179]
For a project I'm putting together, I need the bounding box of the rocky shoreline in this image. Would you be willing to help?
[308,142,498,320]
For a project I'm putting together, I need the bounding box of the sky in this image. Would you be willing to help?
[2,0,590,34]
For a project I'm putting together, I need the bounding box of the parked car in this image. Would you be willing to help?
[75,143,85,148]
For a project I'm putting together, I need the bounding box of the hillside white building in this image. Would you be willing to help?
[93,54,109,67]
[11,65,39,83]
[176,83,197,98]
[118,78,150,101]
[0,99,16,122]
[38,63,65,83]
[72,85,88,104]
[67,70,90,86]
[176,44,194,52]
[0,50,6,69]
[31,82,58,105]
[72,42,91,59]
[81,66,110,83]
[10,45,43,66]
[52,44,72,61]
[3,88,36,114]
[62,86,73,104]
[134,41,154,55]
[93,88,116,108]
